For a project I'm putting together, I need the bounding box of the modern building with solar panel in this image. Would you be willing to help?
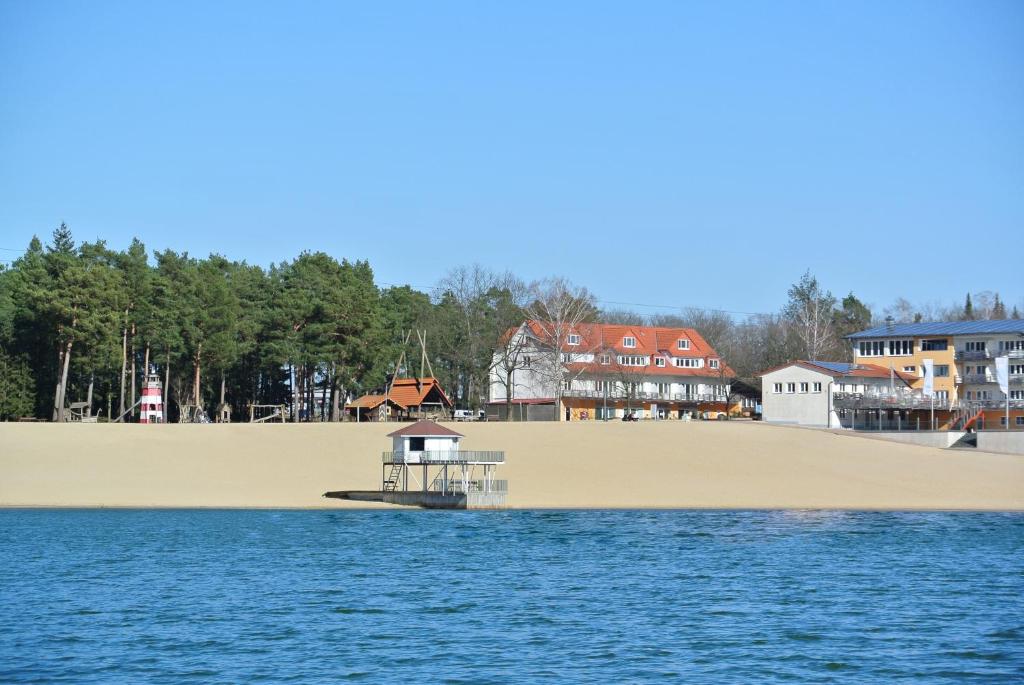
[761,319,1024,432]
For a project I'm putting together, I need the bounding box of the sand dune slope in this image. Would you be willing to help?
[1,421,1021,510]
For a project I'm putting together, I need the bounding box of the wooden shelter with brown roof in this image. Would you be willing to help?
[347,377,453,421]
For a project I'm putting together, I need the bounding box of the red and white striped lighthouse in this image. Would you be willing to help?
[139,373,164,424]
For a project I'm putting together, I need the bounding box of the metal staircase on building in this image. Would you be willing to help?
[952,407,984,431]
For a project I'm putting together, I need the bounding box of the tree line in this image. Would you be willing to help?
[0,225,532,421]
[0,225,1019,420]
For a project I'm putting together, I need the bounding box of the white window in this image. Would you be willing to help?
[934,364,950,377]
[623,336,636,348]
[599,354,610,365]
[799,382,809,393]
[773,383,783,393]
[999,340,1024,351]
[935,390,949,402]
[677,339,690,350]
[786,383,796,393]
[709,359,720,369]
[1017,417,1024,426]
[567,334,580,346]
[966,341,987,352]
[673,358,703,368]
[858,340,885,357]
[903,366,916,373]
[812,382,822,393]
[563,380,572,391]
[1011,390,1024,400]
[655,357,666,367]
[888,340,913,356]
[561,353,572,363]
[617,355,646,367]
[657,383,670,394]
[1010,365,1024,375]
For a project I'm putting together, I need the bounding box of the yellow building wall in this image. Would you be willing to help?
[852,336,958,398]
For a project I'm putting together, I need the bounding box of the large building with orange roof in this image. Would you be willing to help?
[488,320,737,421]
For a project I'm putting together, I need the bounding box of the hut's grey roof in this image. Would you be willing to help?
[387,420,463,438]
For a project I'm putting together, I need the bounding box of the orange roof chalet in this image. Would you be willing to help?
[387,377,453,410]
[347,394,406,411]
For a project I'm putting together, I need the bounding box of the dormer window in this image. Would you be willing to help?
[677,339,690,350]
[599,354,611,365]
[709,359,720,369]
[623,336,636,348]
[567,334,580,346]
[655,357,666,367]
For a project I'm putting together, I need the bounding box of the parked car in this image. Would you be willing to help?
[453,409,486,422]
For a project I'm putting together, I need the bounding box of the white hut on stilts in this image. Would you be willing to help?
[324,420,507,509]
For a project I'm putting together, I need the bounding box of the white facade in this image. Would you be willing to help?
[761,366,835,427]
[488,323,729,409]
[762,363,899,427]
[392,434,460,462]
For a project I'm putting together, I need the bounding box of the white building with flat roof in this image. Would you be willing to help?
[761,360,914,428]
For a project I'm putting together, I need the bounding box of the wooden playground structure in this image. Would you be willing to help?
[249,404,286,423]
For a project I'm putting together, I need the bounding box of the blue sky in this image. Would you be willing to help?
[1,1,1022,316]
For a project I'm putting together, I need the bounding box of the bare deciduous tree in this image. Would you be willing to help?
[784,271,837,361]
[524,277,596,417]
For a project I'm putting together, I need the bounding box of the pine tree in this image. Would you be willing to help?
[962,293,974,321]
[1012,306,1021,320]
[992,293,1006,319]
[50,222,75,255]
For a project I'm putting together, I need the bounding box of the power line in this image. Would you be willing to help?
[375,281,770,318]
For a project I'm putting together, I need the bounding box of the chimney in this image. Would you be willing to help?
[885,316,895,332]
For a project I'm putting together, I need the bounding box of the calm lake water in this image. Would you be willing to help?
[1,510,1022,683]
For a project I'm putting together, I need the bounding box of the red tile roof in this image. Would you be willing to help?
[387,420,464,438]
[524,320,735,377]
[387,377,453,409]
[347,394,407,410]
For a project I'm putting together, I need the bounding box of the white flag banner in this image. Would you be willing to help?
[922,359,934,397]
[995,356,1009,395]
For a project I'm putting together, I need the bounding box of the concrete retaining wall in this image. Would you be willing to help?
[976,431,1024,455]
[858,431,966,449]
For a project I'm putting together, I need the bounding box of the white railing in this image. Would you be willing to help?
[562,389,726,402]
[832,392,953,410]
[382,450,505,464]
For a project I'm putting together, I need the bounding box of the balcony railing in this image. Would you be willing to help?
[562,388,727,403]
[961,374,1024,385]
[382,451,505,464]
[832,392,953,410]
[956,349,1024,361]
[961,399,1024,410]
[436,479,508,494]
[833,392,1024,411]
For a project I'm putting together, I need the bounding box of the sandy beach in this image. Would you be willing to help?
[1,421,1022,510]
